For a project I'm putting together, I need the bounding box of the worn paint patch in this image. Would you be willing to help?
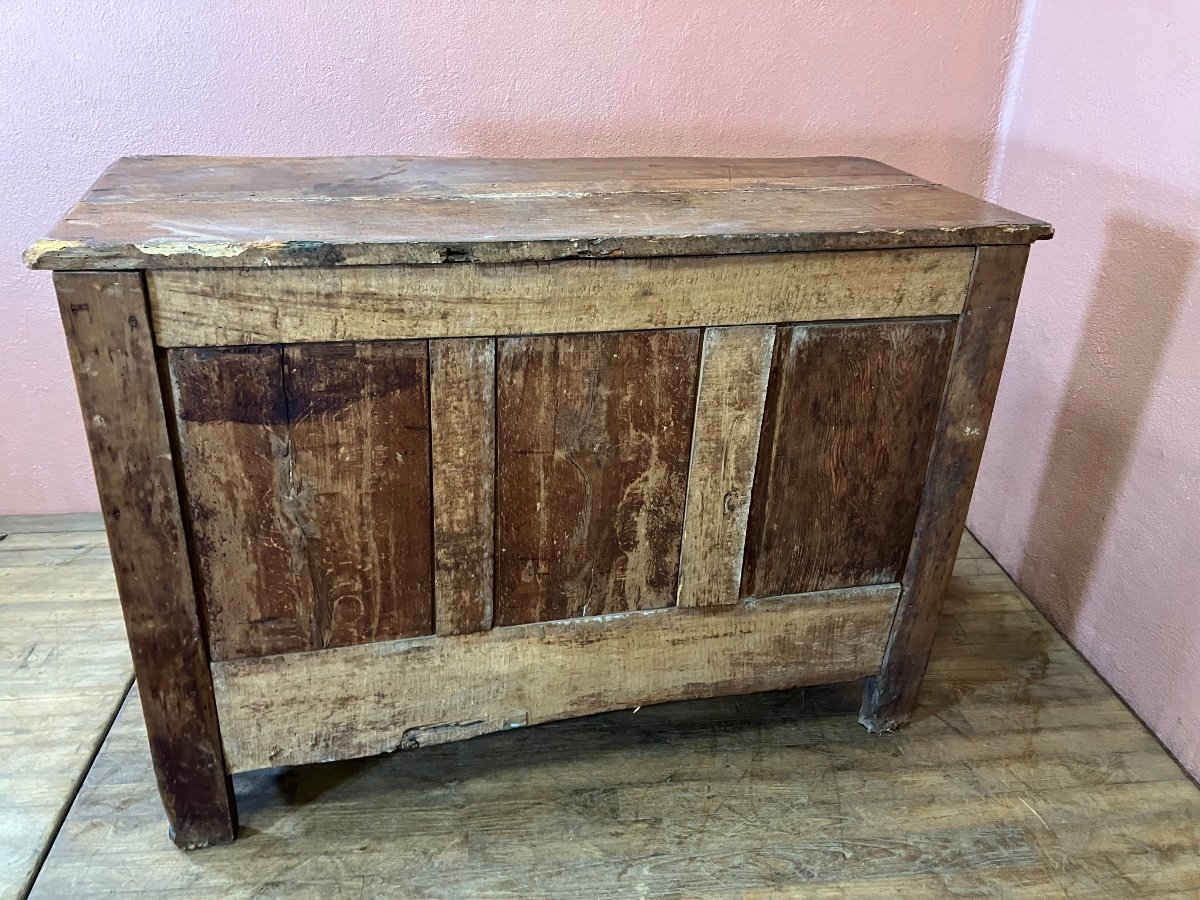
[22,238,85,267]
[134,239,267,258]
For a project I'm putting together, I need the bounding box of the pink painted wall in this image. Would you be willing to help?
[0,1,1024,513]
[972,2,1200,777]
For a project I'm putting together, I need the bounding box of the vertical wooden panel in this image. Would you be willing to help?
[743,319,956,598]
[861,245,1031,732]
[285,341,433,648]
[54,271,236,847]
[677,325,775,607]
[169,345,318,660]
[171,340,434,660]
[495,330,701,625]
[430,338,496,635]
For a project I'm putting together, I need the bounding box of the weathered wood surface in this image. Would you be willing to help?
[168,346,317,659]
[0,514,131,900]
[0,512,107,534]
[862,245,1032,732]
[676,325,775,607]
[743,319,956,597]
[52,273,236,848]
[145,247,974,347]
[28,532,1200,898]
[495,330,700,625]
[430,338,496,636]
[285,342,434,648]
[212,584,900,772]
[169,341,434,660]
[38,154,929,201]
[25,156,1052,271]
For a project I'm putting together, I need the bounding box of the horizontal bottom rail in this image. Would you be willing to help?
[212,583,900,772]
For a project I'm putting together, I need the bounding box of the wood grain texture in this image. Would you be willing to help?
[27,530,1200,897]
[145,248,974,347]
[676,325,775,607]
[285,341,434,647]
[35,154,930,201]
[861,245,1031,732]
[495,330,700,625]
[52,272,235,848]
[25,156,1052,271]
[0,515,131,898]
[168,346,319,660]
[169,341,434,660]
[212,584,900,772]
[430,338,496,636]
[743,319,956,598]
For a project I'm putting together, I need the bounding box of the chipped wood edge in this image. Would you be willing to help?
[26,223,1054,271]
[677,325,776,607]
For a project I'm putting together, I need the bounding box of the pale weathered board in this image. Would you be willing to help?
[211,584,900,772]
[430,338,496,636]
[285,341,434,647]
[169,341,434,661]
[24,156,1052,271]
[144,249,975,347]
[743,319,956,597]
[676,325,776,607]
[495,330,701,625]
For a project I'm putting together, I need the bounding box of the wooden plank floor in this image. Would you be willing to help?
[7,519,1199,898]
[0,514,133,900]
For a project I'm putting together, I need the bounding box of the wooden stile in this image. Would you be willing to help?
[677,325,776,607]
[54,272,236,847]
[861,245,1032,731]
[430,338,497,636]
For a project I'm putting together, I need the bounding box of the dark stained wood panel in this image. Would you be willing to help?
[743,319,956,598]
[169,341,434,661]
[169,346,319,660]
[495,330,701,625]
[285,342,433,648]
[25,156,1052,271]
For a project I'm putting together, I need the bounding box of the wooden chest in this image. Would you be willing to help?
[27,156,1050,847]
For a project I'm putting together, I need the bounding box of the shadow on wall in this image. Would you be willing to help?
[1017,215,1195,636]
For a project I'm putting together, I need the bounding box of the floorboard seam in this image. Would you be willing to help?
[964,528,1200,790]
[21,674,135,900]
